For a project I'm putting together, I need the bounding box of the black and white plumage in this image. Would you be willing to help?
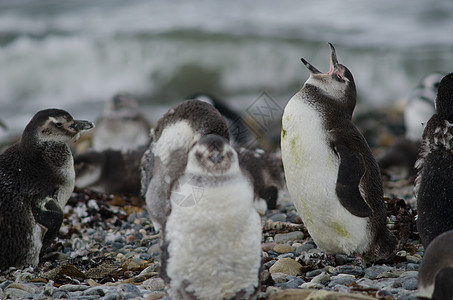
[161,134,261,300]
[280,43,396,262]
[418,229,453,300]
[415,72,453,248]
[0,109,94,269]
[92,94,151,152]
[141,99,230,231]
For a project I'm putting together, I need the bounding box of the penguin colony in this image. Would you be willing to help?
[1,44,452,299]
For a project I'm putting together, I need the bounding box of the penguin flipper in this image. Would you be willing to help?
[334,143,372,217]
[31,196,64,251]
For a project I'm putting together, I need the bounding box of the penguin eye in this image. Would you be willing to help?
[55,122,63,128]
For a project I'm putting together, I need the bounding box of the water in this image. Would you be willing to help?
[1,0,453,140]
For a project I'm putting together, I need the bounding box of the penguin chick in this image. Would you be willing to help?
[418,229,453,300]
[0,109,94,269]
[415,72,453,248]
[92,93,151,152]
[162,134,261,300]
[74,145,147,195]
[405,72,444,142]
[280,43,396,262]
[141,99,229,231]
[237,147,284,213]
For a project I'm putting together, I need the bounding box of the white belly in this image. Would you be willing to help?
[281,95,370,255]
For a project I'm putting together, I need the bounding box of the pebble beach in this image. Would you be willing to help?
[0,105,423,300]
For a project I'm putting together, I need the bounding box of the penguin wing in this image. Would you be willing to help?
[334,143,372,218]
[31,196,64,247]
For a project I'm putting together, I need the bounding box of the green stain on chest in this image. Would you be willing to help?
[281,128,287,139]
[332,221,350,238]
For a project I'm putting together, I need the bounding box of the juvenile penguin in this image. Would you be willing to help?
[162,134,261,300]
[0,109,94,269]
[92,93,151,152]
[141,99,229,231]
[280,43,396,262]
[418,229,453,300]
[415,72,453,248]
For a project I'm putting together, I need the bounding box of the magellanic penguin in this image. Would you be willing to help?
[417,229,453,300]
[161,134,262,300]
[415,72,453,248]
[0,109,94,269]
[280,43,397,262]
[141,99,230,231]
[92,93,151,152]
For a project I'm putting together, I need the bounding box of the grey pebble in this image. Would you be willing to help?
[4,288,32,299]
[402,277,418,290]
[295,243,315,253]
[52,290,70,298]
[406,263,419,270]
[364,265,388,279]
[333,265,364,276]
[274,276,304,289]
[305,269,322,279]
[264,260,276,269]
[0,280,12,290]
[274,231,304,243]
[268,213,287,222]
[59,284,91,292]
[328,274,355,287]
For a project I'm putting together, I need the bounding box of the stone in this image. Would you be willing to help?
[142,278,165,291]
[274,276,304,289]
[364,265,388,279]
[274,231,304,243]
[59,284,91,292]
[273,244,295,254]
[311,272,330,285]
[4,288,31,299]
[269,213,287,222]
[267,288,377,300]
[328,274,356,287]
[295,243,315,254]
[402,277,418,290]
[271,272,288,283]
[305,269,322,279]
[333,265,364,276]
[269,258,303,276]
[406,255,421,263]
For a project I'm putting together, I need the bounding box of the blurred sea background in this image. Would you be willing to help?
[1,0,453,141]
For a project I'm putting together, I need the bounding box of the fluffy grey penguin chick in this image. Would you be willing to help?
[141,99,229,231]
[417,229,453,300]
[0,109,94,269]
[92,93,151,152]
[415,72,453,248]
[161,134,262,300]
[281,43,396,262]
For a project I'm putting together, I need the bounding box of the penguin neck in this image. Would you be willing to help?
[20,133,73,168]
[302,84,355,119]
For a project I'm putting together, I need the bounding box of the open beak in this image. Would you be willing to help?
[300,42,338,75]
[328,42,338,74]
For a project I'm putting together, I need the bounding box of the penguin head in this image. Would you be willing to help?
[301,43,357,113]
[435,73,453,118]
[186,134,239,176]
[24,109,94,144]
[105,94,140,117]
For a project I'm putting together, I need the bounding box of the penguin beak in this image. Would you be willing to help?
[301,42,339,75]
[70,120,95,132]
[328,42,338,74]
[300,58,322,75]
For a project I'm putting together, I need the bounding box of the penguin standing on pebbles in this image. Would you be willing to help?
[280,43,396,262]
[141,100,229,231]
[417,229,453,300]
[162,134,261,300]
[0,109,94,269]
[415,72,453,248]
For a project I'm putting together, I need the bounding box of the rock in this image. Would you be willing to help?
[405,255,421,263]
[299,282,325,289]
[305,269,322,279]
[42,264,86,281]
[271,272,288,283]
[85,261,119,279]
[295,243,315,254]
[269,258,303,276]
[274,231,304,243]
[83,285,116,296]
[274,276,304,289]
[142,278,165,291]
[333,265,364,276]
[364,265,388,279]
[4,288,31,299]
[311,272,330,285]
[402,277,418,290]
[59,284,91,292]
[328,274,356,287]
[145,292,167,300]
[273,244,295,254]
[269,213,287,222]
[5,283,36,294]
[267,288,377,299]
